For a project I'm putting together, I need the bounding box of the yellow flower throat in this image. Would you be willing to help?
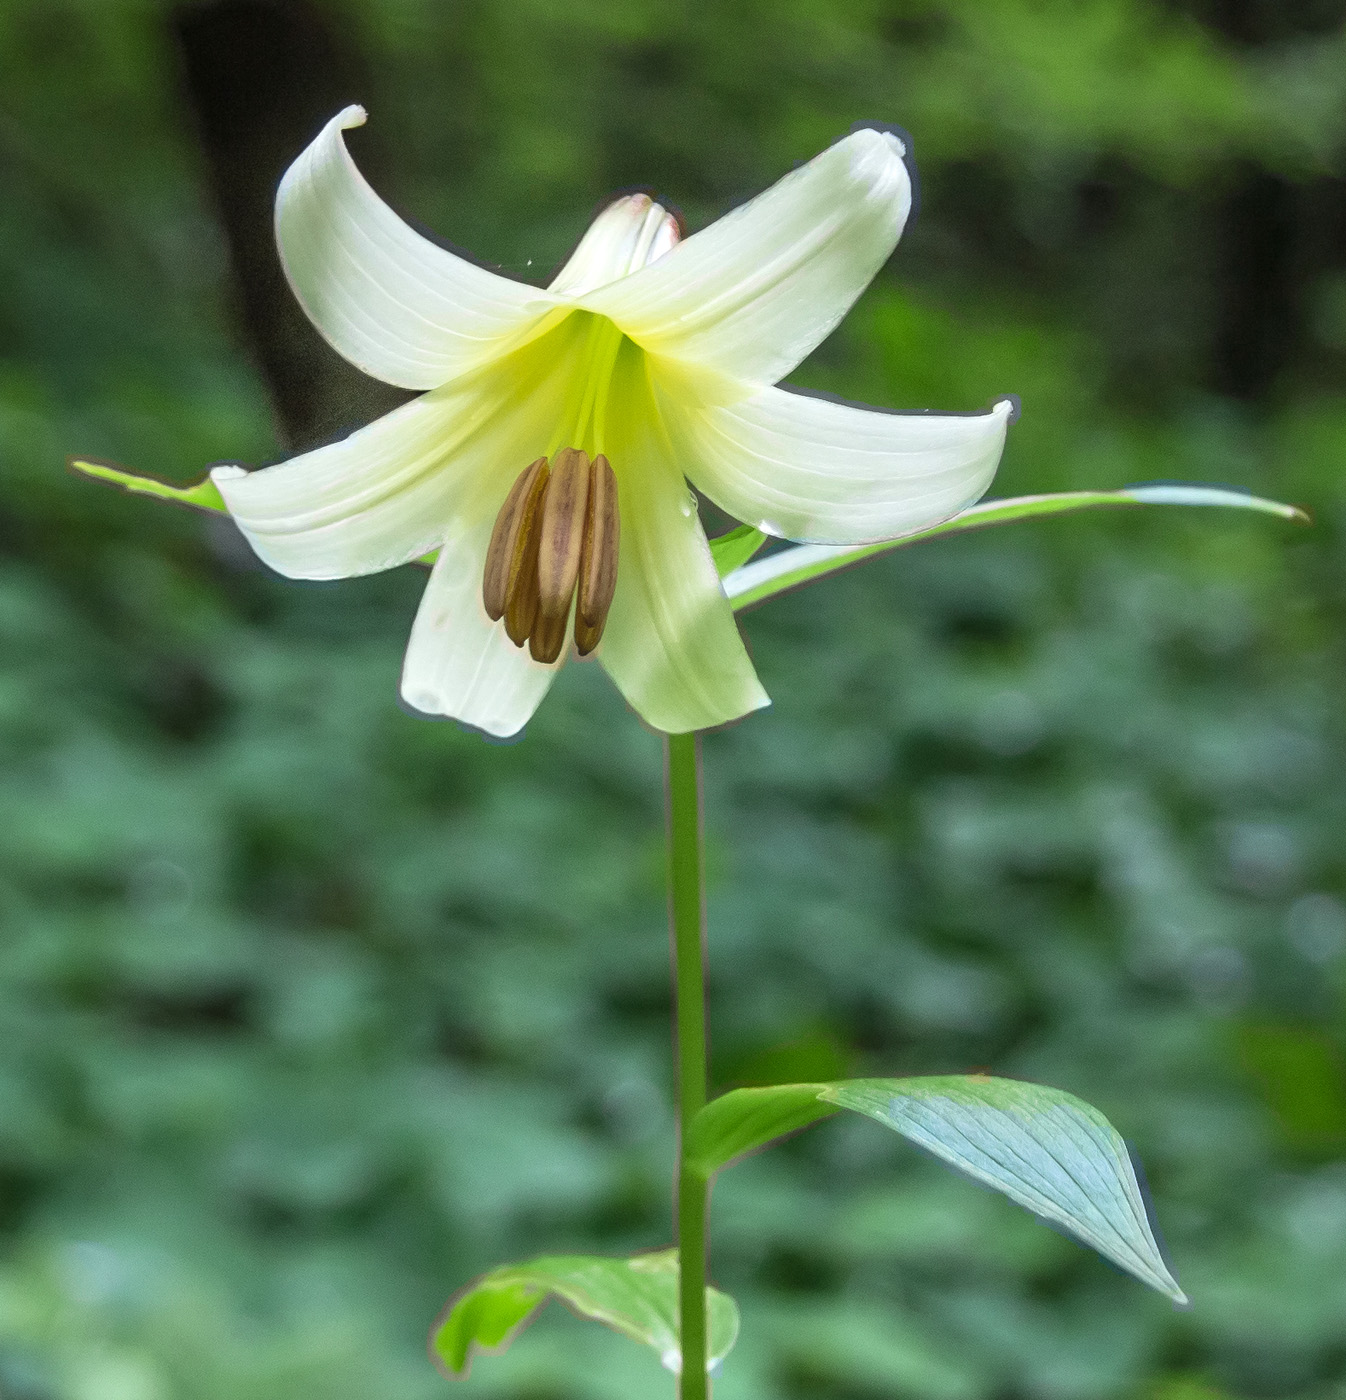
[546,314,627,460]
[483,315,628,663]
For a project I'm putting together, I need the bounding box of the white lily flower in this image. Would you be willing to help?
[212,106,1013,737]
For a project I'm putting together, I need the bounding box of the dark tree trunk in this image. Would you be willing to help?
[171,0,407,451]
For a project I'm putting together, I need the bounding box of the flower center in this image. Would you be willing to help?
[481,447,620,663]
[547,314,627,460]
[481,312,630,662]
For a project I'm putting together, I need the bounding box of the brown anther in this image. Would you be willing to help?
[483,458,548,636]
[504,550,542,646]
[483,449,621,662]
[530,447,590,664]
[574,454,619,656]
[528,605,570,665]
[504,466,549,647]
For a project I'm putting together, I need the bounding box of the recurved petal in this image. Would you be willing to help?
[549,194,680,296]
[597,343,769,734]
[402,515,560,737]
[213,312,589,580]
[579,129,911,387]
[659,376,1013,544]
[212,394,462,578]
[276,106,558,390]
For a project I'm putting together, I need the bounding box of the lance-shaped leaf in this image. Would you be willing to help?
[724,484,1308,611]
[430,1250,740,1380]
[70,459,229,513]
[685,1076,1186,1303]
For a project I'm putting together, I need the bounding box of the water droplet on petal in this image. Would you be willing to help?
[679,490,697,518]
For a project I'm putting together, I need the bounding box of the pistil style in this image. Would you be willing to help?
[483,450,621,662]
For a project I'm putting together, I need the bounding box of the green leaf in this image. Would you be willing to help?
[685,1083,840,1172]
[724,484,1308,612]
[430,1250,741,1380]
[686,1076,1186,1303]
[710,523,768,578]
[70,458,229,513]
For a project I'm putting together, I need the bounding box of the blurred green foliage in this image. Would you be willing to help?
[2,0,1346,1397]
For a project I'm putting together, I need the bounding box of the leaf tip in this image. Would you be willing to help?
[1148,1265,1189,1308]
[68,456,230,514]
[1122,483,1310,524]
[68,456,115,483]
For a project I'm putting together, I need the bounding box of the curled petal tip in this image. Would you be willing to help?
[274,101,554,390]
[577,121,916,384]
[847,123,906,157]
[210,464,248,483]
[842,127,910,192]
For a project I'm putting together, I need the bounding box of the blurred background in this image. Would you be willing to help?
[2,0,1345,1396]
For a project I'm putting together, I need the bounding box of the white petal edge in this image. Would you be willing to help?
[661,379,1012,544]
[213,313,593,579]
[549,194,681,296]
[578,129,911,387]
[597,342,769,734]
[401,515,561,738]
[276,106,560,390]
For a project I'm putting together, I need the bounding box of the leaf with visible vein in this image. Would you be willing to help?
[430,1250,740,1379]
[686,1076,1185,1303]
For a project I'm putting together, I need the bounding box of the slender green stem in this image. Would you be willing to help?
[666,730,709,1400]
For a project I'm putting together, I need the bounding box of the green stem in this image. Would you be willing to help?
[666,730,709,1400]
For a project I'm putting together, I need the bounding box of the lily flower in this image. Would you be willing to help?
[211,106,1013,737]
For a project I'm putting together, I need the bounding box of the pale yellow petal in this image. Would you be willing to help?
[596,342,769,733]
[401,513,561,737]
[579,130,910,386]
[213,313,593,580]
[549,194,680,296]
[276,106,558,390]
[658,373,1013,544]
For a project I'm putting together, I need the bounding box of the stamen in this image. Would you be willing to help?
[530,447,590,664]
[483,457,548,626]
[574,454,619,656]
[504,540,543,647]
[527,606,570,666]
[482,449,621,663]
[504,468,549,647]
